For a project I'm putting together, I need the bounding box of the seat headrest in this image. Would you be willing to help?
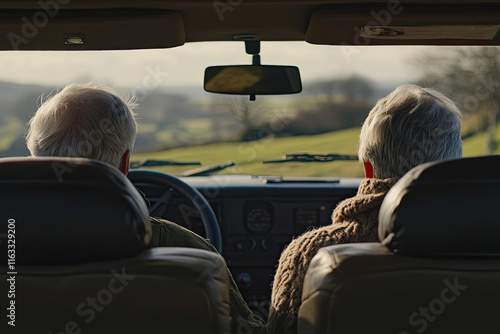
[0,157,151,265]
[379,156,500,257]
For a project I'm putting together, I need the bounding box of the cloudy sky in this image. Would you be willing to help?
[0,42,435,88]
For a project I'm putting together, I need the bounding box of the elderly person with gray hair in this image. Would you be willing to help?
[268,84,463,334]
[26,84,137,174]
[26,83,266,334]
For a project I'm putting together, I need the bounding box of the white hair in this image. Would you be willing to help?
[26,83,138,169]
[358,84,462,179]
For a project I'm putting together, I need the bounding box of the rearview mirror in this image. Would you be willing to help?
[204,65,302,95]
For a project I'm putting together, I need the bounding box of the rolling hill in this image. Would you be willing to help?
[132,126,500,177]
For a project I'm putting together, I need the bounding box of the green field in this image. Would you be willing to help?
[132,128,363,177]
[0,117,496,177]
[462,125,500,156]
[132,125,500,177]
[0,116,24,151]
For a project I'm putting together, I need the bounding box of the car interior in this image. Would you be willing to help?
[0,0,499,333]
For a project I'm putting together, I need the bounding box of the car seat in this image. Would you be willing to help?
[298,155,500,334]
[0,157,230,334]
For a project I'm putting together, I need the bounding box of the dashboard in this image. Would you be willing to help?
[134,174,360,319]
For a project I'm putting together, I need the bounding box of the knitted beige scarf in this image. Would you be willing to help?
[268,177,399,334]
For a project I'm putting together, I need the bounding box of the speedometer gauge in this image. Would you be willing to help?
[244,201,274,233]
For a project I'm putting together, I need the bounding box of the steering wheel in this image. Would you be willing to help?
[127,170,222,253]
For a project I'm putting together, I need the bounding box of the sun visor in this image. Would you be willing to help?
[0,9,185,50]
[306,6,500,46]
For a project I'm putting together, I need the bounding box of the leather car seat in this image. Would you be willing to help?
[0,157,230,334]
[298,155,500,334]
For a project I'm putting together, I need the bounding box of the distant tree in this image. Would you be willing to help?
[279,101,371,136]
[415,47,500,153]
[341,76,376,101]
[227,96,266,141]
[309,79,338,103]
[306,75,375,103]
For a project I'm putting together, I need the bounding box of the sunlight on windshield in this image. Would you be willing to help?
[1,44,499,177]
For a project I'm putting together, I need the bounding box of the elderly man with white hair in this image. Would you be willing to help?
[268,84,463,334]
[26,83,266,334]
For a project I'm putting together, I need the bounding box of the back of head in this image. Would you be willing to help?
[358,84,462,179]
[26,83,137,169]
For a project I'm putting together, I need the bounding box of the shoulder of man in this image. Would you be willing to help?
[148,216,218,253]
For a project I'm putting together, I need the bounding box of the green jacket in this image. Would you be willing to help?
[149,217,266,334]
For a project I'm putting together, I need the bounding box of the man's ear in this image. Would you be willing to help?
[119,150,131,175]
[363,161,374,178]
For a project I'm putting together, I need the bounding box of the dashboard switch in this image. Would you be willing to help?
[236,272,252,287]
[234,238,258,251]
[236,241,245,251]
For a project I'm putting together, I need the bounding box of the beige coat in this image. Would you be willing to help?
[267,178,399,334]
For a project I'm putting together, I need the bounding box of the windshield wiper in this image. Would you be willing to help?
[263,153,358,163]
[181,160,236,177]
[130,159,201,169]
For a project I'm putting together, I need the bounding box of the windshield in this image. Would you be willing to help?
[1,42,498,177]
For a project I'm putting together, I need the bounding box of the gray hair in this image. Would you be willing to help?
[26,83,138,169]
[358,84,462,179]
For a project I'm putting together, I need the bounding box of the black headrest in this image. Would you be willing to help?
[379,156,500,257]
[0,157,151,265]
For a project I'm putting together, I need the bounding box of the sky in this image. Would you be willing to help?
[0,42,431,89]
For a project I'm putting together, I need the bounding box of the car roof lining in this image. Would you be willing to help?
[0,10,185,50]
[0,0,500,50]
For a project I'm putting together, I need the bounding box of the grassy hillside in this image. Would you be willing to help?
[132,128,365,177]
[462,125,500,156]
[0,116,24,151]
[133,125,500,177]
